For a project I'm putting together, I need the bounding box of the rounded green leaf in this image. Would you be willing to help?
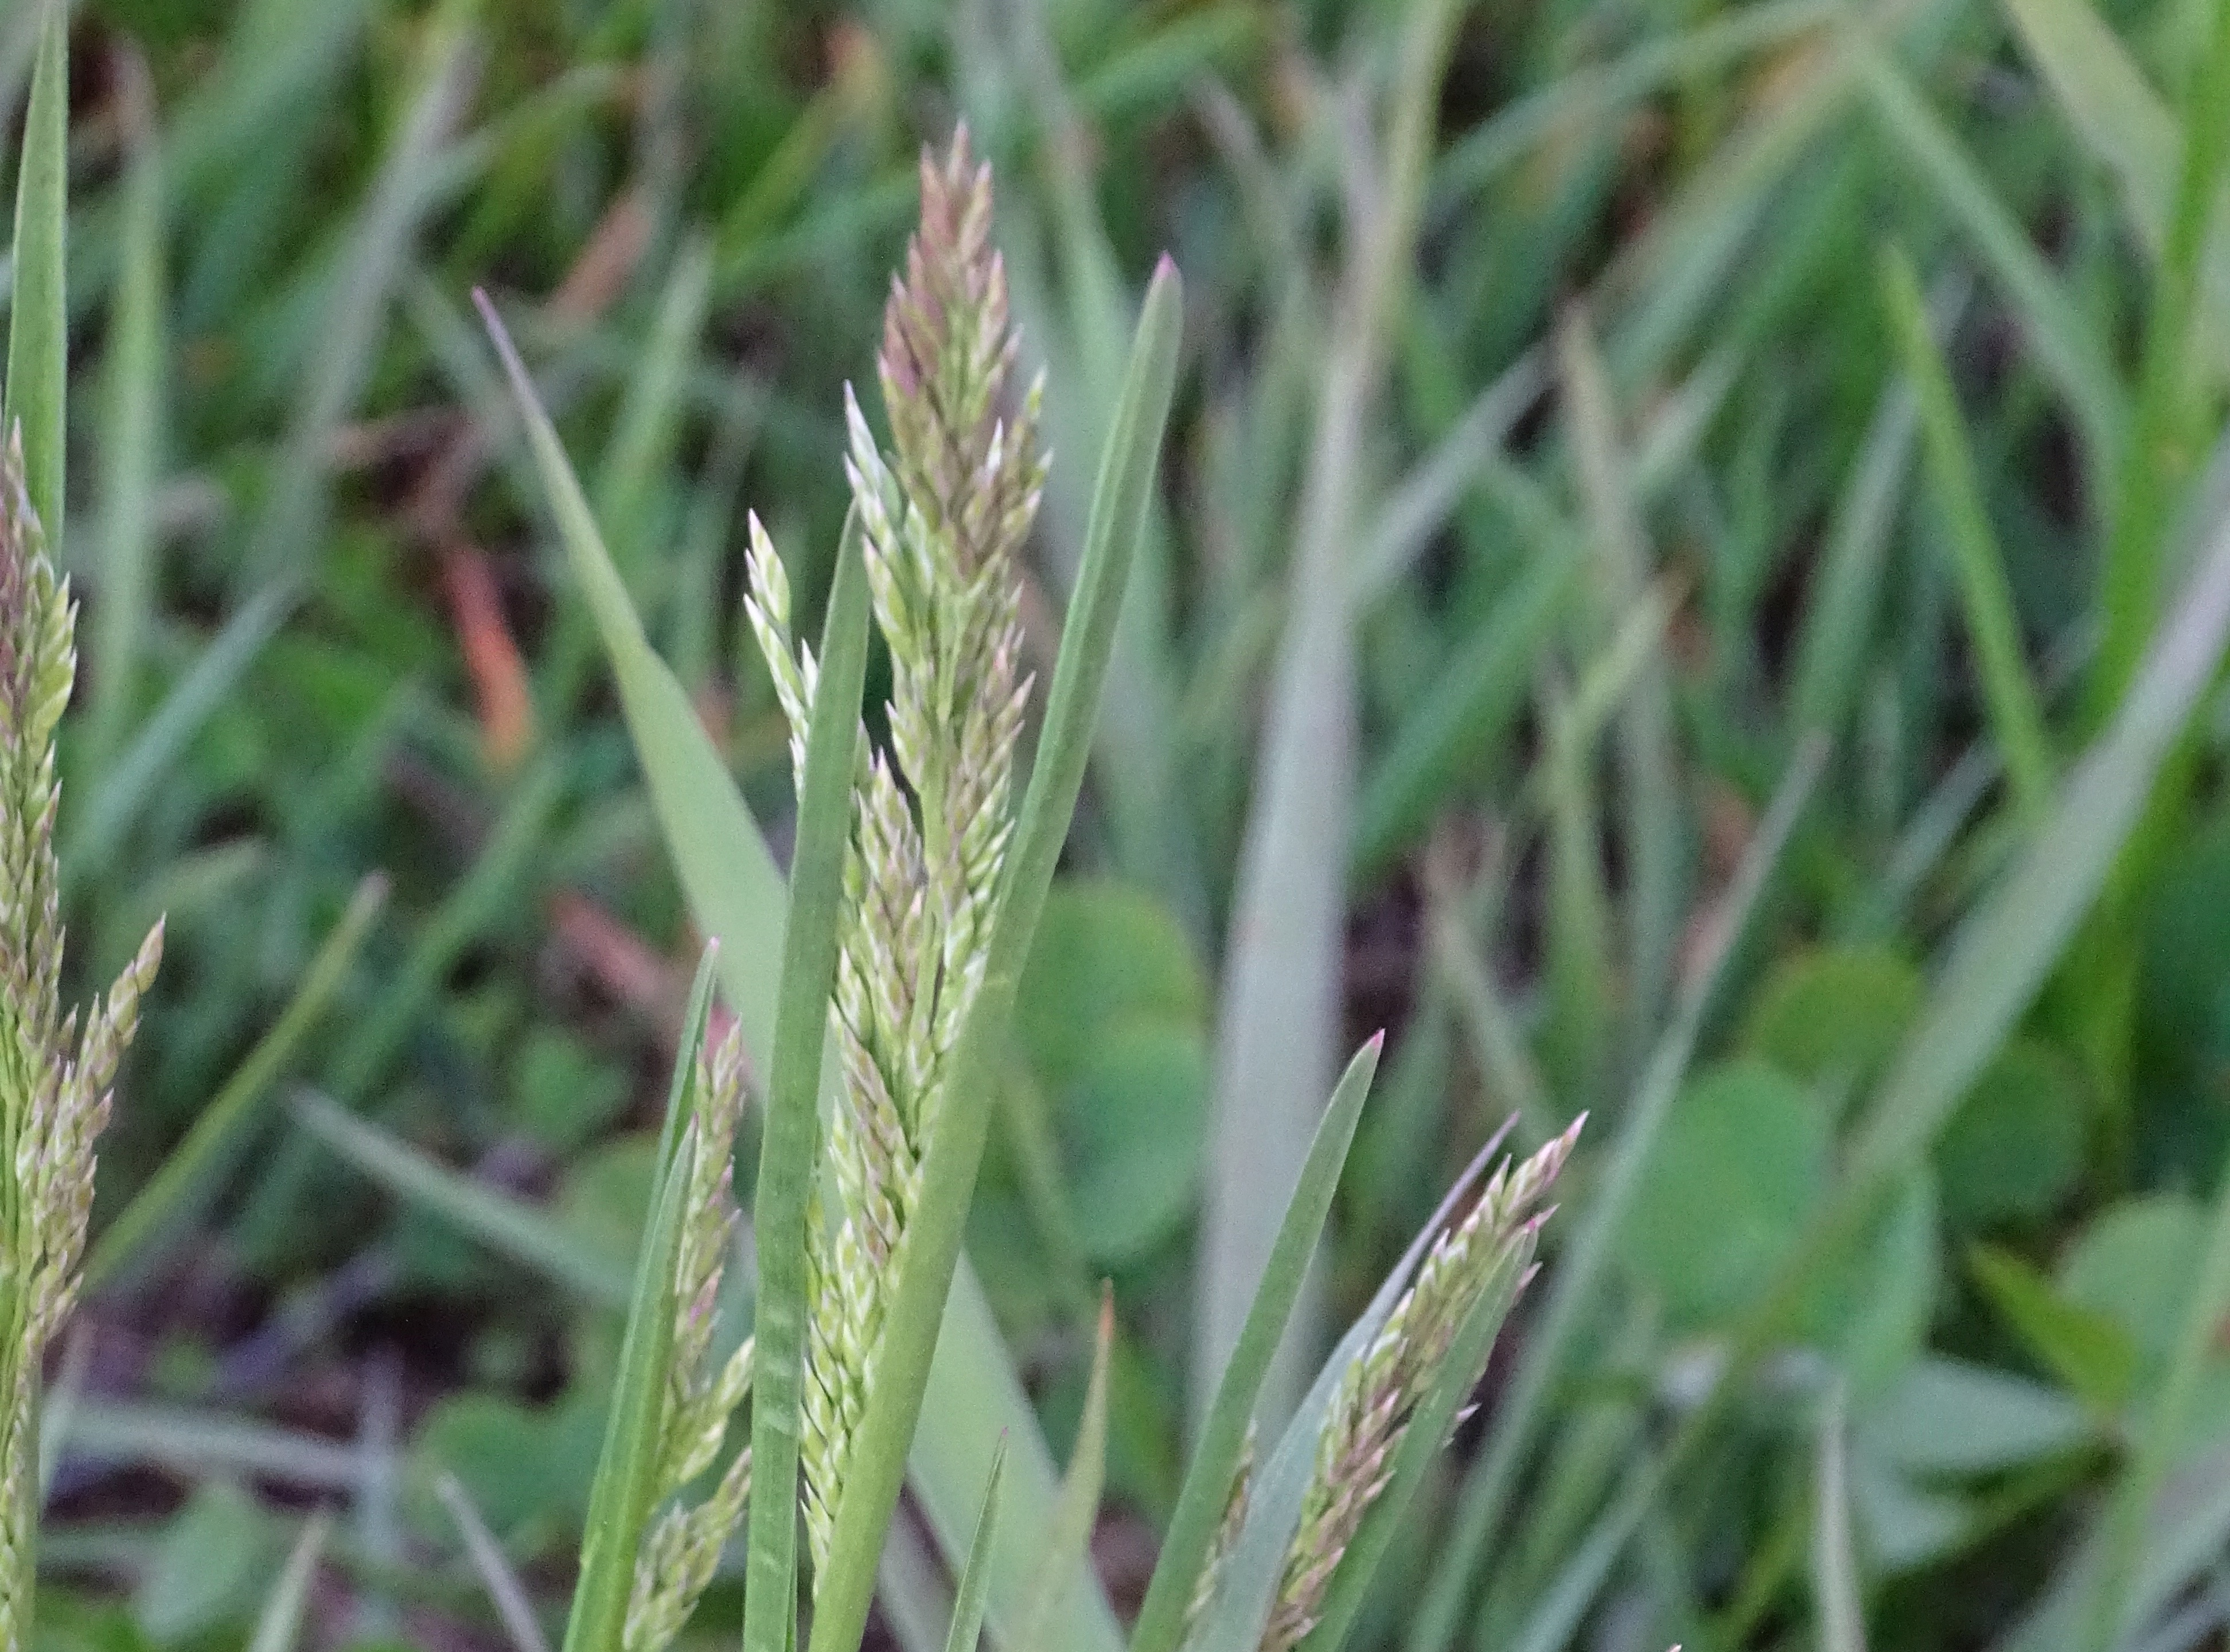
[1934,1037,2087,1226]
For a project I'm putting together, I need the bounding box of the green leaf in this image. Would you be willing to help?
[558,956,719,1652]
[1856,1357,2094,1475]
[1621,1059,1830,1331]
[803,258,1182,1652]
[1015,879,1206,1089]
[3,0,67,544]
[1062,1028,1210,1265]
[135,1481,280,1645]
[1934,1041,2087,1226]
[1017,1293,1113,1652]
[87,875,388,1293]
[943,1440,1009,1652]
[1970,1245,2138,1413]
[1126,1035,1382,1652]
[1742,946,1921,1101]
[2058,1197,2210,1387]
[743,513,870,1652]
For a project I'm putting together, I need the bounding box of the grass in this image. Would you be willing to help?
[6,2,2230,1652]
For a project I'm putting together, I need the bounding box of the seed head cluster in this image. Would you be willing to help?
[623,1019,757,1652]
[0,430,162,1652]
[743,128,1044,1591]
[1260,1119,1582,1652]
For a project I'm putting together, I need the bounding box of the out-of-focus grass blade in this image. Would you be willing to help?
[1814,1388,1867,1652]
[87,45,165,780]
[4,0,67,543]
[1847,505,2230,1178]
[1128,1037,1383,1652]
[247,1510,331,1652]
[1202,0,1459,1431]
[86,874,388,1293]
[559,957,716,1652]
[945,1441,1009,1652]
[1017,1293,1113,1652]
[239,11,478,594]
[2089,0,2230,720]
[1407,740,1826,1652]
[743,516,869,1652]
[1295,1234,1539,1652]
[1880,245,2054,822]
[1560,309,1685,1044]
[61,1400,362,1489]
[437,1471,554,1652]
[1787,379,1921,746]
[1857,43,2125,482]
[289,1089,630,1306]
[805,257,1181,1652]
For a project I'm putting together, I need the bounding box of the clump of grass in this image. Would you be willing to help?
[0,432,163,1652]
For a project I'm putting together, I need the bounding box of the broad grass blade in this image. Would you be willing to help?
[4,0,66,542]
[743,516,870,1652]
[804,256,1182,1652]
[1129,1036,1383,1652]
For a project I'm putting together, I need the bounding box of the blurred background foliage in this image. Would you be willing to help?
[20,0,2230,1648]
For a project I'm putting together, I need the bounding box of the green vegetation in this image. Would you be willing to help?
[7,1,2230,1651]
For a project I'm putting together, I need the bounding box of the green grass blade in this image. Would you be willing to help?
[1016,1293,1113,1652]
[1858,44,2126,482]
[85,874,388,1293]
[1813,1388,1868,1652]
[2088,0,2230,720]
[944,1440,1009,1652]
[1880,244,2055,823]
[559,956,719,1652]
[436,1471,554,1652]
[289,1089,630,1306]
[3,0,66,543]
[86,48,165,780]
[1406,739,1826,1652]
[804,256,1182,1652]
[742,515,870,1652]
[1129,1035,1383,1652]
[1295,1235,1539,1652]
[247,1511,332,1652]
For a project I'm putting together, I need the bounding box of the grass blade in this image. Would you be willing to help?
[804,255,1182,1652]
[945,1441,1009,1652]
[3,0,66,543]
[1016,1292,1113,1652]
[742,515,870,1652]
[558,956,719,1652]
[289,1088,631,1306]
[1814,1388,1868,1652]
[1880,244,2055,823]
[85,874,388,1293]
[437,1471,554,1652]
[247,1511,332,1652]
[1129,1036,1384,1652]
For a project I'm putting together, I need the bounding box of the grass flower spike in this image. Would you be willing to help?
[743,128,1045,1591]
[0,430,163,1652]
[1261,1119,1582,1652]
[622,1018,755,1652]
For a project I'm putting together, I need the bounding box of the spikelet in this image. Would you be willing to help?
[621,1019,757,1652]
[0,428,163,1652]
[1260,1119,1583,1652]
[743,127,1044,1593]
[1184,1421,1258,1640]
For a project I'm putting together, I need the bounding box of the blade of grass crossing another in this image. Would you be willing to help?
[247,1512,332,1652]
[1880,245,2055,823]
[3,0,65,544]
[946,1441,1010,1652]
[742,517,870,1652]
[1128,1037,1384,1652]
[559,956,719,1652]
[478,290,1105,1649]
[803,258,1182,1652]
